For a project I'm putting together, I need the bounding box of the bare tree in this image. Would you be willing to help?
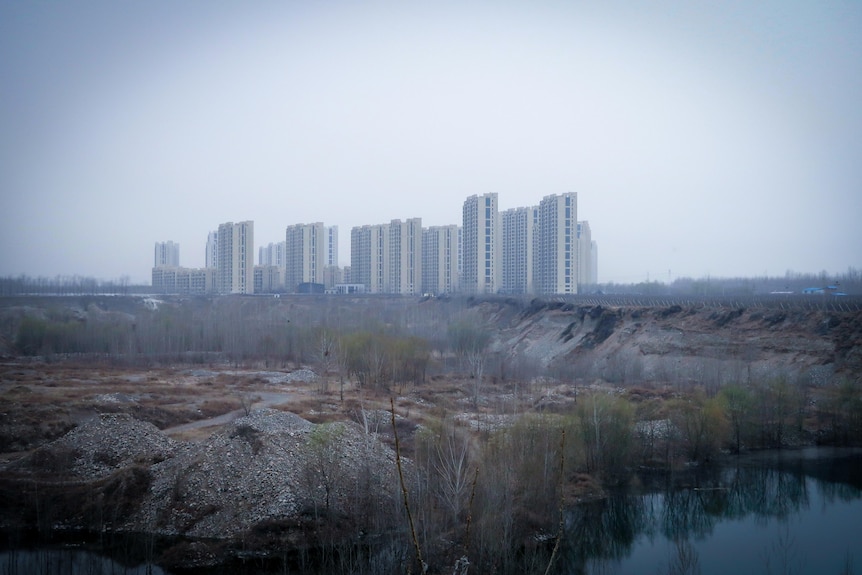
[304,422,346,517]
[448,318,491,408]
[315,328,337,394]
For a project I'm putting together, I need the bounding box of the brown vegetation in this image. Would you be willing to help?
[1,294,861,573]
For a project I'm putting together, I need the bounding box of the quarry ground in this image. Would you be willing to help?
[0,294,860,570]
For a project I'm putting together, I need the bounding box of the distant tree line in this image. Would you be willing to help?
[0,274,145,295]
[2,267,860,297]
[593,267,862,296]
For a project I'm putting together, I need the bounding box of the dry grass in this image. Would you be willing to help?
[1,361,571,457]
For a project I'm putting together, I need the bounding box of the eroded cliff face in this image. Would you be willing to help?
[482,299,862,386]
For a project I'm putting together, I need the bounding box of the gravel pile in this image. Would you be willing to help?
[13,413,177,479]
[6,408,402,541]
[128,408,400,538]
[256,369,318,384]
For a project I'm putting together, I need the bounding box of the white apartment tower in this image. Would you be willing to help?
[462,193,501,294]
[285,223,325,292]
[422,225,459,295]
[322,226,340,290]
[350,224,388,293]
[259,241,286,268]
[535,193,578,295]
[205,231,218,269]
[387,218,422,294]
[216,221,254,294]
[501,207,535,294]
[577,221,593,288]
[154,241,180,268]
[325,226,339,267]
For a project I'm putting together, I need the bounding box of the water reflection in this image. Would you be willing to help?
[559,451,862,574]
[0,547,166,575]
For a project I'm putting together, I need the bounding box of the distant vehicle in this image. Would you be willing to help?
[802,287,825,295]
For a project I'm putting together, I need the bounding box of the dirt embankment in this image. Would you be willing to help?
[481,298,862,384]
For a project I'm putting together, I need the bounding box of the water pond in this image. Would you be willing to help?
[2,448,860,574]
[562,447,862,575]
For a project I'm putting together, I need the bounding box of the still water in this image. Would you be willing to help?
[0,547,167,575]
[564,448,862,575]
[2,448,859,574]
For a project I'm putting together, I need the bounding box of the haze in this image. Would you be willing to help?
[1,1,860,284]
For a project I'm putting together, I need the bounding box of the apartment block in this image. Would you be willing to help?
[154,241,179,268]
[325,226,339,267]
[216,221,254,294]
[422,225,459,295]
[577,221,594,288]
[387,218,422,294]
[205,231,218,269]
[285,223,325,292]
[152,266,215,294]
[535,193,577,294]
[259,241,286,268]
[350,224,388,293]
[501,207,535,294]
[254,265,284,293]
[462,193,501,294]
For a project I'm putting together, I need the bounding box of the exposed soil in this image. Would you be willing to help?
[1,294,860,570]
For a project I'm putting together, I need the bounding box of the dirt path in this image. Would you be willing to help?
[163,391,295,437]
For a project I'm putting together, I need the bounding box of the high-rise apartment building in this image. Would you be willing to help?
[154,241,180,268]
[254,265,284,293]
[284,223,325,292]
[216,221,254,294]
[422,225,459,295]
[387,218,422,294]
[577,221,593,288]
[259,241,286,268]
[462,193,501,294]
[322,226,340,290]
[325,226,338,267]
[205,231,218,269]
[591,241,598,286]
[535,193,578,295]
[350,223,388,294]
[501,207,535,294]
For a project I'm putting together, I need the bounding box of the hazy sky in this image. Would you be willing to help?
[2,1,860,284]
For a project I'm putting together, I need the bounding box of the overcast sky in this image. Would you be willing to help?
[1,1,860,284]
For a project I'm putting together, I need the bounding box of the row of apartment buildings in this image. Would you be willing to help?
[151,192,598,296]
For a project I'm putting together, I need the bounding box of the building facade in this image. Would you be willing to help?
[152,266,215,294]
[350,224,388,294]
[421,225,459,295]
[577,220,593,289]
[254,265,284,293]
[462,193,501,294]
[259,241,286,268]
[285,223,325,292]
[501,207,535,294]
[216,221,254,294]
[325,226,339,267]
[205,231,218,269]
[535,193,577,295]
[154,241,180,268]
[387,218,422,295]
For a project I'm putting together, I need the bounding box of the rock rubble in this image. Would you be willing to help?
[5,407,402,543]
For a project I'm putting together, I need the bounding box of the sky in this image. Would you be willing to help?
[1,1,860,285]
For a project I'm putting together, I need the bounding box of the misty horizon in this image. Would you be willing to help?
[2,2,860,284]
